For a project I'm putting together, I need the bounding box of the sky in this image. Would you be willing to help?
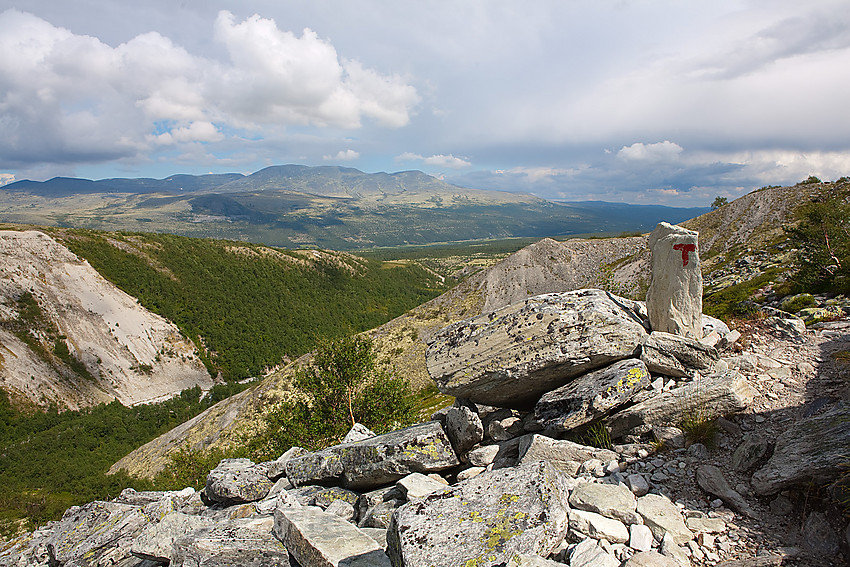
[1,1,849,206]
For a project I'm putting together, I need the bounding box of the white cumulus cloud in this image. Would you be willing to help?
[397,152,471,169]
[0,9,418,170]
[617,141,684,162]
[323,149,360,161]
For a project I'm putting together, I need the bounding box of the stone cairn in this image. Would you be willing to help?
[3,224,846,567]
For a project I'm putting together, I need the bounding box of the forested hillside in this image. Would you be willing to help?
[49,229,447,380]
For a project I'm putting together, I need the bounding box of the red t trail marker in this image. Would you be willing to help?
[672,243,696,267]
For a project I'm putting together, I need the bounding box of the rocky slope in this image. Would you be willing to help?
[108,179,842,477]
[5,291,848,566]
[0,230,212,409]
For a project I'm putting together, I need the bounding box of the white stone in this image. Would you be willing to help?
[626,474,650,497]
[646,222,702,338]
[569,538,620,567]
[629,524,654,552]
[636,493,693,544]
[569,509,629,544]
[396,472,448,501]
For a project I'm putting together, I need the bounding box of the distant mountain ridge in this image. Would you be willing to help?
[1,165,708,249]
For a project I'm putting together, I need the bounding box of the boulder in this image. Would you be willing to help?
[267,446,310,481]
[274,505,390,567]
[396,472,448,500]
[535,359,650,432]
[205,458,274,505]
[635,493,693,544]
[444,405,484,456]
[426,289,649,408]
[387,461,571,567]
[310,487,361,510]
[605,370,755,439]
[344,423,378,444]
[569,537,620,567]
[645,222,702,338]
[731,435,773,474]
[568,509,629,543]
[515,434,618,477]
[640,332,718,378]
[506,553,565,566]
[131,511,216,562]
[751,402,850,495]
[568,482,641,525]
[286,421,459,491]
[701,315,730,338]
[623,550,681,567]
[695,465,758,519]
[171,516,291,566]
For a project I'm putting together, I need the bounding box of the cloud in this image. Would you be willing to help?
[323,149,360,161]
[0,9,418,170]
[0,173,15,186]
[617,141,684,162]
[396,152,471,169]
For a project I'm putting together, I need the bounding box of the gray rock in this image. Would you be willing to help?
[695,465,758,519]
[515,434,618,476]
[205,458,273,505]
[456,466,486,482]
[488,416,525,441]
[326,499,357,523]
[535,359,650,432]
[659,532,690,567]
[266,446,310,481]
[652,426,685,449]
[274,505,390,567]
[731,435,773,473]
[396,472,448,500]
[702,315,730,338]
[387,461,571,567]
[802,511,840,555]
[626,474,650,497]
[623,550,681,567]
[630,524,654,552]
[131,511,216,562]
[569,537,620,567]
[605,370,755,439]
[569,482,641,525]
[768,495,793,516]
[640,331,718,378]
[113,487,195,506]
[344,423,378,444]
[467,444,501,467]
[506,553,564,566]
[311,487,360,510]
[646,222,702,339]
[569,509,629,543]
[170,516,291,567]
[356,486,400,524]
[286,421,459,490]
[359,499,403,529]
[686,442,709,459]
[425,289,649,408]
[636,493,693,544]
[361,527,388,551]
[685,515,725,534]
[751,402,850,495]
[444,405,484,456]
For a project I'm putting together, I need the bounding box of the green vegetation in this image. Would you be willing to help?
[578,422,613,450]
[786,184,850,294]
[245,334,416,461]
[679,408,719,448]
[711,196,728,210]
[0,383,248,534]
[703,270,780,321]
[54,230,446,380]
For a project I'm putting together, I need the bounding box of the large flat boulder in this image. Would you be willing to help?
[386,461,571,567]
[426,289,649,408]
[605,370,755,439]
[286,421,459,491]
[639,331,718,378]
[535,359,650,432]
[515,434,618,477]
[205,458,274,505]
[274,505,390,567]
[171,517,292,566]
[751,401,850,495]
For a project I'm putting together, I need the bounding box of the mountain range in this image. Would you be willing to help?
[1,165,708,249]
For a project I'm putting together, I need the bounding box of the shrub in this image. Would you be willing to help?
[679,408,718,447]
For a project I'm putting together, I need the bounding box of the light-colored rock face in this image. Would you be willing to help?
[387,461,571,567]
[0,230,212,409]
[646,222,703,339]
[426,289,649,408]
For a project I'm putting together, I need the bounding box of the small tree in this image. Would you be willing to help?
[711,196,728,210]
[787,187,850,293]
[247,334,415,459]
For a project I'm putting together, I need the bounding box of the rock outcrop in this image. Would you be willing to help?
[0,230,211,409]
[646,222,703,339]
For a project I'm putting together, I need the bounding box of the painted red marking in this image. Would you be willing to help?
[673,243,696,266]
